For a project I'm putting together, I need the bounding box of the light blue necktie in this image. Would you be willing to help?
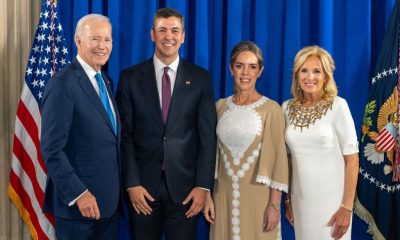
[95,73,117,135]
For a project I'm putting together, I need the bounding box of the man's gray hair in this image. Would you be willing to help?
[74,14,111,42]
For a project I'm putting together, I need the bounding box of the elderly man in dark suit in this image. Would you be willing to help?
[117,7,217,240]
[41,14,121,240]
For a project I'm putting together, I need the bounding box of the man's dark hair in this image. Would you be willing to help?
[152,7,184,32]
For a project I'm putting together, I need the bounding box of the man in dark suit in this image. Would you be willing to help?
[117,7,217,240]
[41,14,120,240]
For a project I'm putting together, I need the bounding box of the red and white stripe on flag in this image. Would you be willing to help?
[8,0,70,239]
[376,127,396,152]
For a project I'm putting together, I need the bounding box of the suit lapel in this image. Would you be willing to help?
[103,73,119,136]
[165,61,187,131]
[73,60,116,136]
[139,60,164,131]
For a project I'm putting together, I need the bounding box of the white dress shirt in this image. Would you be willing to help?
[76,55,116,120]
[153,54,179,108]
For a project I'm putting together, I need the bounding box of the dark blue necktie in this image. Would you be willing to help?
[95,73,116,135]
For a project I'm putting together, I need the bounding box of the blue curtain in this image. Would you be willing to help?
[57,0,395,239]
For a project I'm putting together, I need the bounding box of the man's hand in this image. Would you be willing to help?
[127,186,154,215]
[76,191,100,220]
[203,191,215,224]
[182,187,207,218]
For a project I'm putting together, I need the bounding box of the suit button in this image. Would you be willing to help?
[163,137,167,141]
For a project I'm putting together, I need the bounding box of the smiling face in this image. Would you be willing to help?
[230,51,264,93]
[76,19,112,72]
[151,16,185,65]
[297,55,327,100]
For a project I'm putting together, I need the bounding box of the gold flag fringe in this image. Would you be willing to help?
[354,195,386,240]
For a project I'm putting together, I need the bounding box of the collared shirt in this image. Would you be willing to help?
[153,54,179,108]
[76,55,116,121]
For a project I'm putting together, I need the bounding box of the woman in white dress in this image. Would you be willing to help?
[282,46,359,240]
[203,41,289,240]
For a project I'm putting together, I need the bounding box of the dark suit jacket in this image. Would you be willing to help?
[41,58,121,219]
[117,58,217,204]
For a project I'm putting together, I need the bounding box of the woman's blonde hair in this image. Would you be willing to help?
[291,45,338,101]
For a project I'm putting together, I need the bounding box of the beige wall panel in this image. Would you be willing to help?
[1,0,41,239]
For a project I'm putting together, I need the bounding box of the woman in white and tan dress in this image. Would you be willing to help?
[203,41,289,240]
[282,46,359,240]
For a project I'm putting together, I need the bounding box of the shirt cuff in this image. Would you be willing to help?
[68,189,88,206]
[197,187,210,192]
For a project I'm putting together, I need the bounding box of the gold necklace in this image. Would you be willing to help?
[287,99,333,131]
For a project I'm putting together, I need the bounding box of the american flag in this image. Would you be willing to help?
[8,0,70,239]
[355,0,400,239]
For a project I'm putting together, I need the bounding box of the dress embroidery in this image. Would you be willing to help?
[216,96,267,240]
[217,96,265,165]
[255,175,288,192]
[220,144,261,240]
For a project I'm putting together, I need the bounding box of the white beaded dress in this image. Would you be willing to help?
[211,96,289,240]
[282,97,358,240]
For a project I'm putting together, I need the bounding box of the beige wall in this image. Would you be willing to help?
[0,0,41,239]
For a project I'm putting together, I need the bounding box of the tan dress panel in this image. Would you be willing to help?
[211,96,288,240]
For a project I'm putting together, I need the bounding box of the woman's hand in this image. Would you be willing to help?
[328,206,352,240]
[262,204,280,232]
[285,200,294,226]
[202,191,215,224]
